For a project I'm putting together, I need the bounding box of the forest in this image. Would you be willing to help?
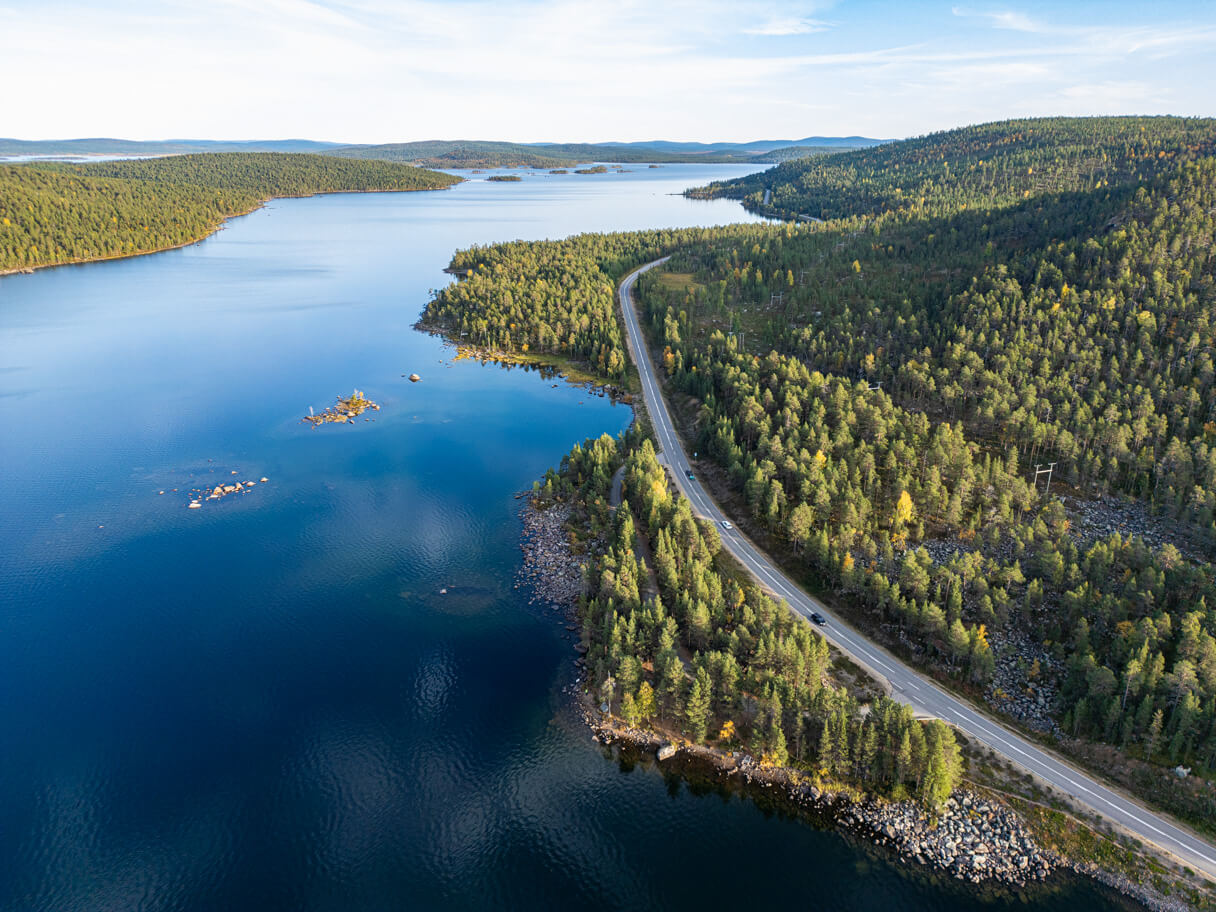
[420,226,768,379]
[542,429,964,806]
[427,116,1216,829]
[0,153,458,271]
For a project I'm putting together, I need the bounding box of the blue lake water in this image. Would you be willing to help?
[0,165,1129,910]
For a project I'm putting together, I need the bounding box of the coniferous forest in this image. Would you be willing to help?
[0,153,459,271]
[427,117,1216,830]
[542,430,965,807]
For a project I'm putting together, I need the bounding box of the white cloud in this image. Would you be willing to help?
[743,16,828,36]
[952,7,1043,33]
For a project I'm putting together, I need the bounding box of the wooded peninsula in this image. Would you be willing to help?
[0,152,459,272]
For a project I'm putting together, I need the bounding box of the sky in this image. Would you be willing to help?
[2,0,1214,143]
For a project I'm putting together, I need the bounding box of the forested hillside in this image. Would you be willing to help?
[420,226,769,379]
[692,116,1216,221]
[426,117,1216,829]
[0,153,458,271]
[72,153,460,195]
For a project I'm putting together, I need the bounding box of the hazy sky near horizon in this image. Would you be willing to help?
[3,0,1215,143]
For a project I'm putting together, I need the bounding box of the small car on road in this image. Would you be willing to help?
[810,612,827,626]
[720,520,732,530]
[685,469,695,480]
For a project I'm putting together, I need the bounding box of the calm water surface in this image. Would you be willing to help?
[0,166,1128,910]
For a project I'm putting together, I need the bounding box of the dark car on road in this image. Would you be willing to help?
[810,612,827,626]
[685,469,695,480]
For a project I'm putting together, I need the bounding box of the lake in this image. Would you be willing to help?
[0,165,1130,910]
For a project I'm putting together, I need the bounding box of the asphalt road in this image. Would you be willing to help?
[617,257,1216,880]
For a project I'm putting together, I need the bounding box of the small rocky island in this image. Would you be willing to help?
[182,471,270,509]
[487,174,523,182]
[303,389,380,425]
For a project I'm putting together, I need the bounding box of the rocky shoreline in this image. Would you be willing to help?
[516,500,588,609]
[517,496,1199,911]
[584,713,1194,909]
[586,709,1055,887]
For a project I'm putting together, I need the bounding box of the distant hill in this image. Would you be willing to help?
[0,135,888,169]
[324,140,765,168]
[0,138,345,157]
[586,136,887,154]
[324,138,883,169]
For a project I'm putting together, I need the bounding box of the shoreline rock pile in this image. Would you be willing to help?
[1068,862,1194,912]
[517,500,587,610]
[587,706,1055,888]
[842,791,1056,886]
[583,705,1196,908]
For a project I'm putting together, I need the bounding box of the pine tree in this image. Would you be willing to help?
[684,668,712,742]
[636,681,657,722]
[768,715,789,766]
[817,716,835,772]
[895,727,913,785]
[621,692,640,726]
[920,721,962,809]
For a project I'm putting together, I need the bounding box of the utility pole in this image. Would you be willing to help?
[1034,462,1057,498]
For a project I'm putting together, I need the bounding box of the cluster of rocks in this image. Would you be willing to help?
[842,791,1057,886]
[583,706,664,752]
[1061,494,1206,562]
[517,500,587,610]
[919,537,980,566]
[180,471,269,510]
[984,625,1065,737]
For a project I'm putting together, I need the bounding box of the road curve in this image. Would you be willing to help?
[618,257,1216,881]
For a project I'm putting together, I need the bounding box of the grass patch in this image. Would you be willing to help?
[655,271,704,293]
